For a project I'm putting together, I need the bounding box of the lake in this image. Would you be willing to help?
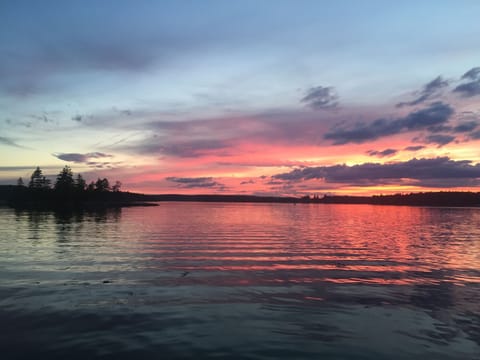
[0,202,479,359]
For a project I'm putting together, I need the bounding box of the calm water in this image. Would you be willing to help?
[0,202,479,359]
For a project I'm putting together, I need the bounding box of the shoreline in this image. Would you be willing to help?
[1,185,480,208]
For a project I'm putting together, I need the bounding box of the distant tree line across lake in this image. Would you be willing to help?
[1,166,480,208]
[299,192,480,207]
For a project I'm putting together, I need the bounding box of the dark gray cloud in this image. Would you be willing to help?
[404,145,425,152]
[469,130,480,140]
[454,82,480,97]
[166,176,224,189]
[301,86,338,110]
[453,67,480,97]
[461,67,480,80]
[453,121,478,133]
[53,152,112,163]
[166,177,214,184]
[424,134,456,146]
[272,157,480,187]
[366,149,398,157]
[72,115,82,122]
[397,76,449,107]
[325,102,454,144]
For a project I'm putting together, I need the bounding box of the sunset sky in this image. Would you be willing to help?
[1,0,480,196]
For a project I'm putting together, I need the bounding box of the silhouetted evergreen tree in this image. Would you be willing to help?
[75,174,86,191]
[28,167,50,189]
[17,177,25,187]
[95,178,110,192]
[87,181,95,192]
[112,180,122,192]
[54,166,75,192]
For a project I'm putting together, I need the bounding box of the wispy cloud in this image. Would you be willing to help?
[324,102,454,144]
[166,176,225,189]
[453,67,480,97]
[53,152,112,163]
[0,136,29,149]
[301,86,338,110]
[423,134,456,146]
[404,145,425,152]
[396,76,449,107]
[453,121,478,133]
[366,149,398,157]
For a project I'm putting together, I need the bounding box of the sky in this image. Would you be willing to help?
[1,0,480,196]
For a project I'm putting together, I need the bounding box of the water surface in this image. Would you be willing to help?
[1,203,479,359]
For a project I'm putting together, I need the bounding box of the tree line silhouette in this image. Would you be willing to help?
[2,166,480,208]
[6,166,153,209]
[298,192,480,206]
[17,166,121,193]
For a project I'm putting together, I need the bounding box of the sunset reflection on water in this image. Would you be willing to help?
[0,203,479,359]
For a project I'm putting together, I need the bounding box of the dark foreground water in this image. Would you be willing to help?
[0,203,479,359]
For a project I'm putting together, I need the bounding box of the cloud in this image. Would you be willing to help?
[0,165,55,172]
[424,134,456,146]
[30,112,54,123]
[1,1,303,98]
[454,82,480,97]
[453,67,480,97]
[469,130,480,140]
[461,67,480,80]
[0,136,28,149]
[272,157,480,187]
[113,109,335,158]
[366,149,398,157]
[121,137,231,158]
[53,152,112,163]
[166,176,224,189]
[301,86,338,110]
[453,121,478,133]
[404,145,425,152]
[396,76,449,107]
[266,180,285,185]
[324,102,454,144]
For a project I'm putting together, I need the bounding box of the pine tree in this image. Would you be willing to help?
[75,174,86,191]
[29,167,49,188]
[87,181,95,192]
[95,178,110,192]
[54,166,74,192]
[112,180,122,192]
[17,177,25,187]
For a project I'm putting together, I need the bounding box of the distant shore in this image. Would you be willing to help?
[0,185,158,210]
[140,192,480,207]
[2,185,479,208]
